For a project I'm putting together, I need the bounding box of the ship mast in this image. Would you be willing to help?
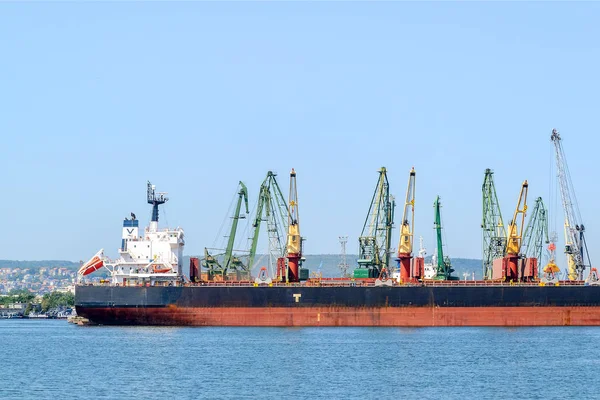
[147,181,168,233]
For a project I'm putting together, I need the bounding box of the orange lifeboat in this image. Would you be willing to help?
[152,264,171,274]
[78,250,104,276]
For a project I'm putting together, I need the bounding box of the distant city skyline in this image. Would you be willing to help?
[1,2,599,273]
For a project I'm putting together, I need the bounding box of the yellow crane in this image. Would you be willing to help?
[286,169,302,282]
[398,167,416,282]
[502,180,528,281]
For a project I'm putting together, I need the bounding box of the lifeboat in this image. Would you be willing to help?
[78,250,104,276]
[152,264,172,274]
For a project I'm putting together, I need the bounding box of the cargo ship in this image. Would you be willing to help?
[75,131,600,326]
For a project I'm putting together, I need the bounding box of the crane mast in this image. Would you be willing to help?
[482,169,506,280]
[551,129,589,280]
[356,167,394,278]
[398,168,415,282]
[286,169,302,282]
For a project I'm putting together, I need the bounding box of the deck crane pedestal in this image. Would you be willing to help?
[397,168,416,282]
[355,167,395,279]
[551,129,591,280]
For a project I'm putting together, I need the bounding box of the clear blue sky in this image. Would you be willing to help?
[1,2,599,270]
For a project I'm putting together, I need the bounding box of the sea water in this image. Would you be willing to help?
[1,320,598,399]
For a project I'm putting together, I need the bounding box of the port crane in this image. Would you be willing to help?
[247,171,289,279]
[481,169,507,280]
[286,169,302,282]
[398,168,416,282]
[503,180,528,281]
[203,182,249,280]
[521,197,549,265]
[356,167,394,278]
[433,196,456,280]
[551,129,590,280]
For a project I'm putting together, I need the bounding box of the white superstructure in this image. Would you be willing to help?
[78,182,185,286]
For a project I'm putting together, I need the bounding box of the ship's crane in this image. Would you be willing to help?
[521,197,549,264]
[481,169,507,280]
[247,171,289,278]
[286,169,302,282]
[433,196,456,280]
[203,182,249,280]
[551,129,590,280]
[356,167,395,279]
[398,168,416,282]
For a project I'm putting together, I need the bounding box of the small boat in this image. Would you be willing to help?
[152,264,172,274]
[78,249,104,276]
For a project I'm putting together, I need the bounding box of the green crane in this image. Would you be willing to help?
[355,167,395,278]
[482,169,506,280]
[204,182,249,279]
[433,196,457,280]
[248,172,289,277]
[521,197,549,263]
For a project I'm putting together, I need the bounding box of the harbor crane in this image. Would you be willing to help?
[286,169,302,282]
[356,167,394,279]
[247,171,289,279]
[482,169,507,280]
[204,182,249,280]
[504,180,528,281]
[521,197,549,265]
[551,129,590,280]
[398,168,416,282]
[433,196,456,280]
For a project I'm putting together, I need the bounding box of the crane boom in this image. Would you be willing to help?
[223,182,249,271]
[551,129,588,280]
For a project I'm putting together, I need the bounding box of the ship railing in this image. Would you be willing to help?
[79,278,590,288]
[180,279,591,288]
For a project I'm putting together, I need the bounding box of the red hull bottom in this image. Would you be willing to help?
[80,306,600,326]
